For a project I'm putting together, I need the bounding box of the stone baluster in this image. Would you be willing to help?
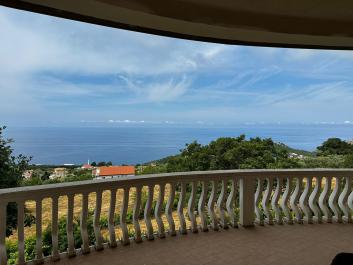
[51,196,60,261]
[329,177,342,223]
[281,177,293,224]
[17,201,25,264]
[67,194,76,257]
[188,181,198,232]
[144,184,154,240]
[93,190,104,250]
[254,178,264,225]
[198,180,209,232]
[338,176,351,222]
[216,179,228,229]
[0,203,7,265]
[319,177,332,223]
[208,180,219,230]
[290,177,303,223]
[309,177,322,223]
[108,189,117,247]
[178,182,187,234]
[120,187,130,245]
[348,181,353,218]
[262,177,274,225]
[80,192,90,254]
[133,186,142,242]
[155,184,166,238]
[226,178,237,228]
[166,183,176,236]
[35,198,44,263]
[271,177,283,224]
[299,177,313,223]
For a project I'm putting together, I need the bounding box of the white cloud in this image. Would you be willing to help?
[119,75,191,103]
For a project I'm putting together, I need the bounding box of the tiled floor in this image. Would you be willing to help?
[55,223,353,265]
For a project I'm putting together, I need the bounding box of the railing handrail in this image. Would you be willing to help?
[1,168,353,202]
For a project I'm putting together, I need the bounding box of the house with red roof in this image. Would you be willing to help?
[94,165,135,179]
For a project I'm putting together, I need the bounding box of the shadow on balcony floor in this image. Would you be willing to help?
[57,223,353,265]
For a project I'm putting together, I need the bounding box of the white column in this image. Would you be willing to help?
[254,178,264,225]
[93,190,104,250]
[166,183,176,236]
[299,177,313,224]
[144,184,154,240]
[155,184,166,238]
[35,199,43,262]
[198,181,209,232]
[120,187,130,245]
[290,177,303,224]
[17,201,25,264]
[177,182,187,234]
[108,189,117,247]
[51,196,60,261]
[329,177,342,223]
[271,177,283,224]
[80,193,90,254]
[262,177,273,225]
[239,176,255,227]
[338,176,351,223]
[207,180,218,230]
[226,178,237,228]
[319,177,332,223]
[133,186,142,242]
[309,177,322,223]
[281,177,293,224]
[66,194,76,257]
[188,181,198,232]
[216,179,228,229]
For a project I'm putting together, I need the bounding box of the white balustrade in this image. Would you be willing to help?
[281,178,293,224]
[0,169,352,265]
[155,184,165,238]
[165,183,176,236]
[177,182,187,234]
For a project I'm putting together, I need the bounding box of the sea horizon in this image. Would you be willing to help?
[4,123,353,165]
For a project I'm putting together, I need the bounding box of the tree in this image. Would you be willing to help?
[317,138,353,156]
[162,135,299,173]
[97,161,106,166]
[90,161,97,167]
[0,126,31,236]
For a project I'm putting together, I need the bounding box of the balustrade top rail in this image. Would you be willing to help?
[1,168,353,202]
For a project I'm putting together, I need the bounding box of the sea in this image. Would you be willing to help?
[5,124,353,165]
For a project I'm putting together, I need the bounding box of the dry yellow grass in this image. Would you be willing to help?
[8,184,195,242]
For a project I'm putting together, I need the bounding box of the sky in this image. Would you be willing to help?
[1,6,353,127]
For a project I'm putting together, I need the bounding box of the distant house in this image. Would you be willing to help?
[22,170,34,179]
[50,168,67,179]
[94,166,135,179]
[81,164,93,170]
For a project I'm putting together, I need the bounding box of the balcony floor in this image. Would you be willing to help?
[57,223,353,265]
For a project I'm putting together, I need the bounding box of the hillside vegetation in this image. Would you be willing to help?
[140,135,353,175]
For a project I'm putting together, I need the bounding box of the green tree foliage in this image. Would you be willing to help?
[317,138,353,156]
[0,126,31,236]
[162,135,299,172]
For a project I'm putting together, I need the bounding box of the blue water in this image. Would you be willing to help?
[5,124,353,165]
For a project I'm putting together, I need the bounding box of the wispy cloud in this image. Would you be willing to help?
[1,6,353,126]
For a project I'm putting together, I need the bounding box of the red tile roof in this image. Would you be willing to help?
[98,166,135,176]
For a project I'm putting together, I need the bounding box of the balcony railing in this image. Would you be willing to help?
[1,169,353,265]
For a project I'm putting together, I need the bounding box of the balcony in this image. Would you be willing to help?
[1,169,353,265]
